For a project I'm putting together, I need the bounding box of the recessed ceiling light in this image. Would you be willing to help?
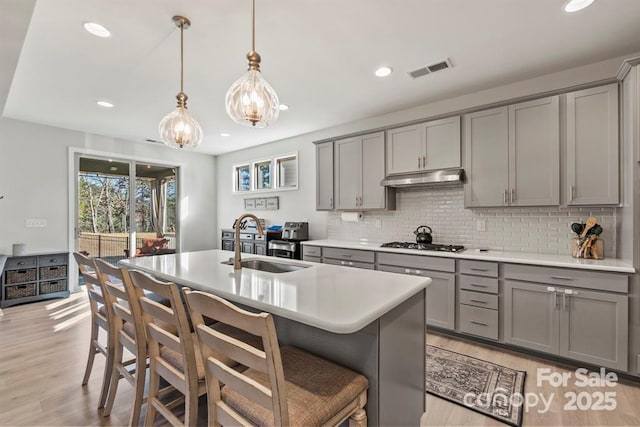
[375,66,393,77]
[220,133,231,137]
[279,104,289,111]
[83,22,111,38]
[96,100,114,108]
[109,166,118,171]
[563,0,596,12]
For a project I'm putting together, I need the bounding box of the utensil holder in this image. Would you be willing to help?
[571,237,604,260]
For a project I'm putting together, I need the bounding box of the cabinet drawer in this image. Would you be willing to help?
[459,304,498,340]
[221,231,234,240]
[40,279,68,295]
[323,258,375,270]
[5,257,37,270]
[377,252,455,273]
[303,255,321,263]
[5,283,37,300]
[239,233,254,241]
[38,254,68,267]
[459,275,498,294]
[323,247,375,263]
[303,246,322,258]
[503,264,628,293]
[459,290,498,310]
[254,234,266,241]
[459,260,498,277]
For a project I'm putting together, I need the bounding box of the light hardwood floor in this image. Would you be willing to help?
[1,294,640,426]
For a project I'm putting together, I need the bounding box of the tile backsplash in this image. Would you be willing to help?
[327,185,617,256]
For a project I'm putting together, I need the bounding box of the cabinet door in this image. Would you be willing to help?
[425,271,456,330]
[560,289,628,370]
[464,107,509,207]
[254,244,267,256]
[386,125,421,175]
[566,84,619,205]
[334,136,361,210]
[240,242,254,254]
[423,116,461,170]
[508,96,560,206]
[316,141,334,210]
[503,280,560,354]
[221,240,234,251]
[360,132,386,210]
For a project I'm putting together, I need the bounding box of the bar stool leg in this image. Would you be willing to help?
[82,322,99,386]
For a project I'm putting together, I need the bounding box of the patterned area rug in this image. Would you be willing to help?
[426,345,526,427]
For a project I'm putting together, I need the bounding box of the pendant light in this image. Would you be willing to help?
[225,0,279,128]
[159,16,203,149]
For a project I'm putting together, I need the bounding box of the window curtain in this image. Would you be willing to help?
[151,178,166,237]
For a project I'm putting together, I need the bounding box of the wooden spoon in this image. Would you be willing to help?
[580,217,597,239]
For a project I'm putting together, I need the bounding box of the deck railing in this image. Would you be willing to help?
[78,233,176,258]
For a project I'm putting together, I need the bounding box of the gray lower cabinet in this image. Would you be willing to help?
[376,253,456,331]
[322,247,376,270]
[504,279,628,370]
[504,280,560,354]
[240,242,254,254]
[221,240,234,251]
[254,244,267,256]
[2,252,69,308]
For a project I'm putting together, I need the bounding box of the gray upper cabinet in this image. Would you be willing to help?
[315,141,334,210]
[508,96,560,206]
[335,132,393,210]
[566,83,619,205]
[386,117,461,175]
[465,97,560,207]
[464,107,509,207]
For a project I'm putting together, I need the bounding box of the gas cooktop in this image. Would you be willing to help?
[380,242,465,253]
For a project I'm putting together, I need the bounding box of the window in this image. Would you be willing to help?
[232,152,298,193]
[276,155,297,188]
[235,164,251,192]
[254,160,272,190]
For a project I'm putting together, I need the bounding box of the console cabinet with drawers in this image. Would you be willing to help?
[1,252,69,308]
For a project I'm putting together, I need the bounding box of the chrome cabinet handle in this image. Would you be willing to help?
[422,155,426,168]
[551,276,573,281]
[470,320,488,326]
[342,254,352,258]
[547,287,559,308]
[470,299,487,304]
[469,283,487,288]
[511,188,515,203]
[329,197,333,208]
[470,268,488,272]
[504,189,508,204]
[569,185,575,202]
[417,156,421,168]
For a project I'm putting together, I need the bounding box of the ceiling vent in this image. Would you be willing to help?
[408,58,453,79]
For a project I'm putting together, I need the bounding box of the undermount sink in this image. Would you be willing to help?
[222,258,311,274]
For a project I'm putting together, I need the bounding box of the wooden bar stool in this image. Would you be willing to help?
[73,252,114,410]
[127,270,208,427]
[94,259,148,426]
[184,289,369,427]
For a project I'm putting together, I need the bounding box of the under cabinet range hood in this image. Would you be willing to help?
[380,168,465,188]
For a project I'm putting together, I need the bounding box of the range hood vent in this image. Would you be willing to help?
[380,168,465,188]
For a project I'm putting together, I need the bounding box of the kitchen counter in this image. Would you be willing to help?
[120,249,428,426]
[301,239,636,273]
[120,249,429,334]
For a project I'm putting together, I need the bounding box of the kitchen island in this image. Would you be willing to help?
[120,249,429,426]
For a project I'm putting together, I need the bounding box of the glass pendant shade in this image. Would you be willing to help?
[159,97,203,149]
[226,68,279,128]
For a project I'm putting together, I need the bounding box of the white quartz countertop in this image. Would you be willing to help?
[120,250,429,334]
[301,240,635,273]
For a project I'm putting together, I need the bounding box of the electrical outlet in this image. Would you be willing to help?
[26,218,47,228]
[476,220,486,232]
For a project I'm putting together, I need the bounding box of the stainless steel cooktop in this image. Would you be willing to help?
[380,242,465,253]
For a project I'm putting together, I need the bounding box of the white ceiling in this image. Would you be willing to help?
[3,0,640,155]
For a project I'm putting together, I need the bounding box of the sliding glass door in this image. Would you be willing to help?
[75,155,178,263]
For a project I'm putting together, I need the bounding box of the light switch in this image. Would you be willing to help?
[476,220,486,232]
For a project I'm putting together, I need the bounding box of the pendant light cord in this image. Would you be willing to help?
[180,21,184,93]
[251,0,256,52]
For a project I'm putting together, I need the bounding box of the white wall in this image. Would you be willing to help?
[0,117,217,255]
[216,54,635,245]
